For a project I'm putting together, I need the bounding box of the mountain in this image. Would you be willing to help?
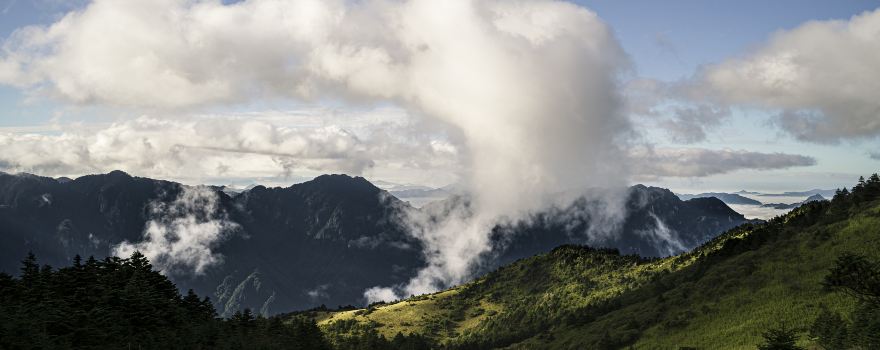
[0,171,749,316]
[804,193,825,202]
[761,193,828,210]
[735,190,762,195]
[488,185,752,265]
[0,171,424,316]
[676,192,762,205]
[759,188,837,198]
[309,174,880,349]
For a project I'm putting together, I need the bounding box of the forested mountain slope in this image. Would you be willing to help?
[310,174,880,349]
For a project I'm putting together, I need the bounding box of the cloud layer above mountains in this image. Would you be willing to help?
[0,0,823,184]
[0,114,459,185]
[632,148,816,178]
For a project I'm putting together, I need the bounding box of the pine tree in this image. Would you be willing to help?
[823,253,880,304]
[757,324,804,350]
[19,252,39,287]
[810,308,848,349]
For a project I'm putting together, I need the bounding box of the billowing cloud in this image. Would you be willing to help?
[696,8,880,142]
[632,147,816,178]
[870,152,880,161]
[113,185,237,276]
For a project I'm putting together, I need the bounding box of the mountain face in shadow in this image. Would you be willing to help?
[0,171,750,315]
[482,184,751,269]
[0,171,423,316]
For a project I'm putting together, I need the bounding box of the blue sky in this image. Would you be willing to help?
[579,0,880,80]
[577,0,880,192]
[0,0,878,194]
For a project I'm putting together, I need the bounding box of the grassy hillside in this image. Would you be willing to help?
[306,177,880,349]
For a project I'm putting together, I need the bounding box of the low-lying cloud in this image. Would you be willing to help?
[113,185,237,276]
[632,147,816,178]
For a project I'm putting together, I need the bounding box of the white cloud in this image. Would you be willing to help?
[726,204,791,221]
[112,185,237,276]
[632,147,816,178]
[363,285,400,304]
[624,79,733,144]
[0,113,460,184]
[659,105,730,144]
[636,213,685,256]
[696,8,880,142]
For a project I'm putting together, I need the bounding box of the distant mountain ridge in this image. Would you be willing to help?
[0,171,751,315]
[758,188,836,198]
[761,193,827,209]
[676,192,762,205]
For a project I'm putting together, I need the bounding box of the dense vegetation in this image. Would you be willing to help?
[0,251,330,349]
[314,173,880,349]
[0,250,438,349]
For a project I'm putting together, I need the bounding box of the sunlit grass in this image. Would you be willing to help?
[312,200,880,349]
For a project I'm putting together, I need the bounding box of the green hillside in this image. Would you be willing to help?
[310,175,880,349]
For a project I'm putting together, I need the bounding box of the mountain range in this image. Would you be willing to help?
[676,192,762,205]
[309,174,880,349]
[761,193,827,209]
[0,171,750,316]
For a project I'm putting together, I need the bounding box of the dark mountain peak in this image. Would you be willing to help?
[305,174,377,191]
[248,184,269,192]
[684,196,743,217]
[805,193,825,202]
[71,170,135,186]
[627,184,679,209]
[106,169,132,178]
[629,184,675,197]
[56,177,73,183]
[290,174,384,202]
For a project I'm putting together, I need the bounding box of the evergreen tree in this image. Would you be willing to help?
[809,308,848,349]
[823,253,880,304]
[756,324,804,350]
[0,252,331,349]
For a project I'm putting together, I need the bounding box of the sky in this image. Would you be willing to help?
[0,0,878,194]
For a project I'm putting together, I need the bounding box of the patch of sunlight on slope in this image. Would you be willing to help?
[316,287,506,342]
[311,201,880,349]
[530,202,880,350]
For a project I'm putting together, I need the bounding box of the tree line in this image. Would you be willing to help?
[0,251,431,349]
